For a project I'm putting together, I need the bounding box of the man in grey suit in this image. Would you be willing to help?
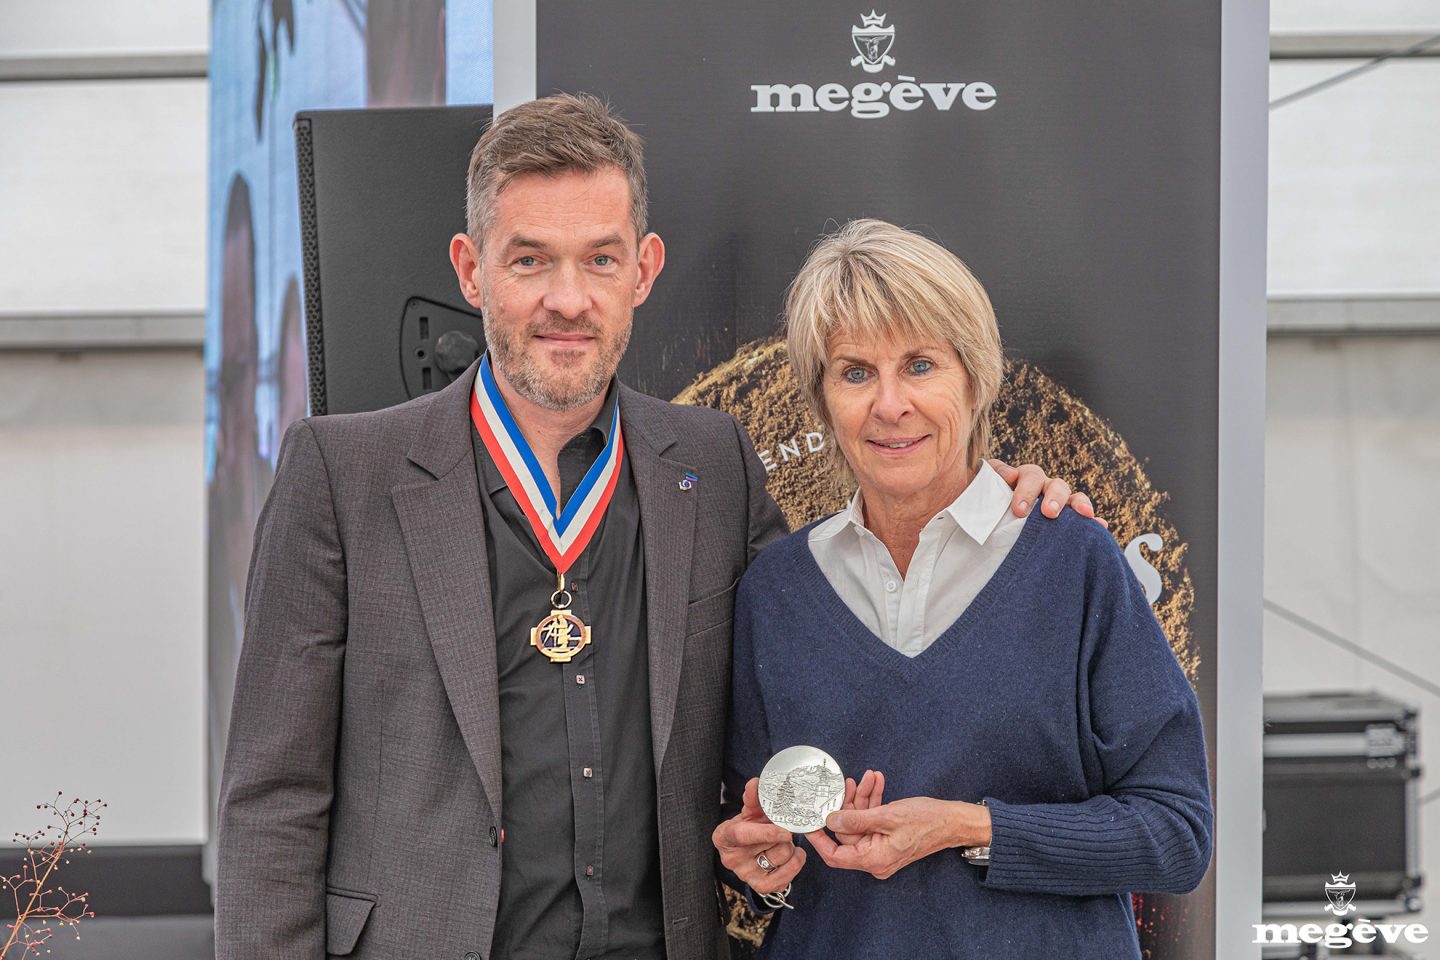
[215,94,1085,960]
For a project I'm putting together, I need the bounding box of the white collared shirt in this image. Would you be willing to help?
[807,460,1027,657]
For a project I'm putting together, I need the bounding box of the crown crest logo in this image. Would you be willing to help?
[851,10,897,73]
[1324,871,1357,916]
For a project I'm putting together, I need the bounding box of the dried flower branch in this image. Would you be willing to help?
[2,793,105,959]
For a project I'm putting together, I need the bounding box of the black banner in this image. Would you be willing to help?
[536,2,1221,955]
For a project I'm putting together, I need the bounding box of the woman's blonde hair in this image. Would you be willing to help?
[784,219,1003,486]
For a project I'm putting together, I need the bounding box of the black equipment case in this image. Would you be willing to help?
[1263,691,1422,918]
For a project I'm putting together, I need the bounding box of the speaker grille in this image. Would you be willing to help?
[294,117,328,416]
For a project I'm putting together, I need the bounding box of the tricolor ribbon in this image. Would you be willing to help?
[470,355,624,573]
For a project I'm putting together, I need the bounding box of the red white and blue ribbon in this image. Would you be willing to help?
[470,354,624,573]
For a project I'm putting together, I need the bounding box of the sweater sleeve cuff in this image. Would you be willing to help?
[980,797,1110,893]
[977,796,1204,896]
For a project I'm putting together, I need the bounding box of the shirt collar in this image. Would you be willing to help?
[809,487,869,543]
[585,376,622,447]
[809,459,1013,546]
[475,373,621,495]
[941,459,1014,545]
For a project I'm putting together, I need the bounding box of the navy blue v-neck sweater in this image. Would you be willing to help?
[722,506,1212,960]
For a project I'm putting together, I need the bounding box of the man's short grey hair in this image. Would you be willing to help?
[465,93,648,247]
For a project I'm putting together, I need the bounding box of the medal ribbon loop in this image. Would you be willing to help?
[470,355,624,574]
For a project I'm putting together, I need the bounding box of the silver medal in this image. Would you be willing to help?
[758,745,846,834]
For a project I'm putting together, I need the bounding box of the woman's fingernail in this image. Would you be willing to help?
[1048,499,1059,512]
[1018,500,1028,512]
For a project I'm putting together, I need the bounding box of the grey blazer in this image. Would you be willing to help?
[215,360,787,960]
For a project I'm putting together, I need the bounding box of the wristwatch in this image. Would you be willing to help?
[963,799,990,865]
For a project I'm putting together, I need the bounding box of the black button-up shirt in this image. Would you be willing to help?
[473,381,665,960]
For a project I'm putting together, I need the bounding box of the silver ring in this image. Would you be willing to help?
[755,852,776,873]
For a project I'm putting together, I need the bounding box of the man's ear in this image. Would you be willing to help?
[450,233,485,310]
[632,232,666,308]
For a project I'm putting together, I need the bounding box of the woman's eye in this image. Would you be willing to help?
[843,367,869,384]
[909,358,934,375]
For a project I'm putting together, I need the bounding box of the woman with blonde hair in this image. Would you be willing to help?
[711,219,1211,958]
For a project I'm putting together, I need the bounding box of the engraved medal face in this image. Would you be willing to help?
[530,610,591,663]
[758,745,846,834]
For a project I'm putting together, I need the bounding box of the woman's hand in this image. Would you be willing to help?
[807,791,992,881]
[712,777,807,894]
[830,769,886,845]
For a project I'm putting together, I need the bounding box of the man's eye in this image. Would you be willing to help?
[843,367,869,384]
[910,359,933,375]
[516,256,538,267]
[593,255,614,266]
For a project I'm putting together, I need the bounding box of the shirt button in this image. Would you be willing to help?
[585,865,595,877]
[488,826,498,847]
[885,581,897,592]
[582,767,593,779]
[576,674,586,685]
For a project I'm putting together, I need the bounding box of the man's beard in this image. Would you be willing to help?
[482,310,631,411]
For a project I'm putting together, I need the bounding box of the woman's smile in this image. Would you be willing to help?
[866,435,929,455]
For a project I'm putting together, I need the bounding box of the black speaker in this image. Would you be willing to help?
[294,104,492,415]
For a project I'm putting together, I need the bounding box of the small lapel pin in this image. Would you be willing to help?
[678,472,699,491]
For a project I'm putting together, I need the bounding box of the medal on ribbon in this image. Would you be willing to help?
[471,355,623,663]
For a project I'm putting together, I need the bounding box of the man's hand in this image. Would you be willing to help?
[713,777,806,894]
[807,795,991,881]
[989,458,1108,529]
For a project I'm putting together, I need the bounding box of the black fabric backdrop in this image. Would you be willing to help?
[537,2,1219,956]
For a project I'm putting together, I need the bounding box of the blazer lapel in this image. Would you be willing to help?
[392,362,504,820]
[622,388,698,778]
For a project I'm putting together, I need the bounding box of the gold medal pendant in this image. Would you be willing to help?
[531,609,590,663]
[472,358,619,666]
[530,573,591,663]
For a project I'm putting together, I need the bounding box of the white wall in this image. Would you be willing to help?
[1270,0,1440,36]
[0,80,207,313]
[1269,61,1440,297]
[0,2,207,845]
[0,1,207,57]
[0,352,206,843]
[1265,337,1440,688]
[1264,336,1440,928]
[1265,11,1440,934]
